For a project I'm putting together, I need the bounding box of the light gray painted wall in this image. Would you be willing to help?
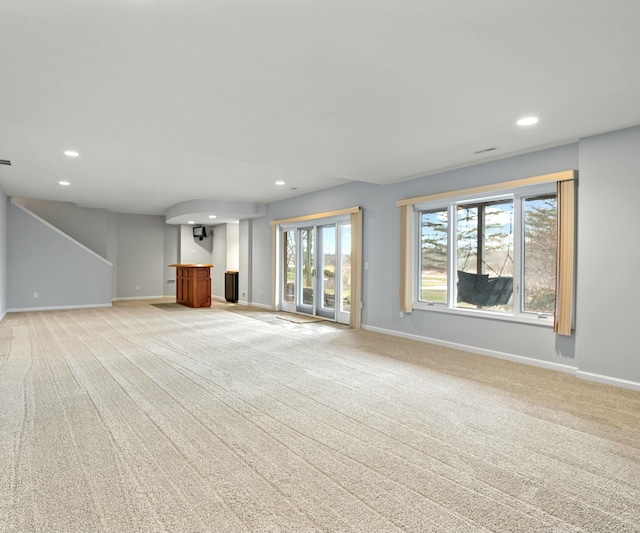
[0,187,7,318]
[107,212,118,298]
[179,224,213,264]
[251,214,272,306]
[5,127,640,388]
[12,198,109,258]
[259,144,579,367]
[575,125,640,383]
[7,202,111,310]
[239,219,252,303]
[227,223,240,271]
[164,225,179,296]
[115,214,165,298]
[211,224,227,299]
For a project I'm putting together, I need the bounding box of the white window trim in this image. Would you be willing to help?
[412,182,557,326]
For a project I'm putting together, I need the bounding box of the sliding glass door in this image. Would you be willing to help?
[280,219,351,324]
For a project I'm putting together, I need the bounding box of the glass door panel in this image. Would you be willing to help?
[298,227,314,314]
[282,230,296,312]
[336,222,351,324]
[339,223,351,313]
[317,225,336,319]
[280,219,350,324]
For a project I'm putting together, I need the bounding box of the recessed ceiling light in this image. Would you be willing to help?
[208,215,217,219]
[188,221,195,224]
[275,180,285,186]
[58,180,70,186]
[64,150,80,157]
[516,117,539,126]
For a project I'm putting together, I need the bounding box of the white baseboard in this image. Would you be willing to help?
[212,295,226,302]
[221,299,270,308]
[249,301,274,310]
[0,310,6,323]
[112,295,166,301]
[576,371,640,392]
[362,325,578,375]
[7,303,113,313]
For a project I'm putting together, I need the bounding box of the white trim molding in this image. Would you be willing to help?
[112,295,166,301]
[362,324,578,375]
[8,303,113,313]
[249,301,274,310]
[576,371,640,392]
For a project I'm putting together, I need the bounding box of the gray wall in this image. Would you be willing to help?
[259,144,580,370]
[251,212,272,306]
[211,224,228,299]
[115,214,166,299]
[239,219,252,304]
[4,125,640,388]
[164,224,179,296]
[12,198,109,258]
[575,126,640,384]
[7,202,112,310]
[0,186,7,318]
[227,223,240,271]
[107,212,119,298]
[179,224,213,264]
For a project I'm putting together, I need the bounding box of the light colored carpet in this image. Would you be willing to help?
[1,299,639,532]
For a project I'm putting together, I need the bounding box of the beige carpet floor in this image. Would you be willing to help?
[1,299,639,532]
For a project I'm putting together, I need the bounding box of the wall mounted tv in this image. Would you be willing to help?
[193,226,207,240]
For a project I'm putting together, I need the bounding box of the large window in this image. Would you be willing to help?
[416,185,558,320]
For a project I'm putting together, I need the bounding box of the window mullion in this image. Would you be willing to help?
[512,195,523,316]
[448,204,456,309]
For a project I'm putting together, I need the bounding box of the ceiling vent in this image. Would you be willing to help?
[0,159,11,166]
[473,147,498,154]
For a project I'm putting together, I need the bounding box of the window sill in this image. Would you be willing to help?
[411,302,554,327]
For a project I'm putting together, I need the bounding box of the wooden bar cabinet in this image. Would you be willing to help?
[169,264,213,308]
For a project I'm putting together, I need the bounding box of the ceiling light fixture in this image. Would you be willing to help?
[516,117,539,126]
[275,180,285,185]
[64,150,80,157]
[58,180,70,186]
[188,220,195,224]
[208,215,217,219]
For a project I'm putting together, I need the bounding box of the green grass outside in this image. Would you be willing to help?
[420,273,447,303]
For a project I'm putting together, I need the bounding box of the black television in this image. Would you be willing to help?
[193,226,207,240]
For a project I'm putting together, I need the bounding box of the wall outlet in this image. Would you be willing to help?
[33,292,38,299]
[261,289,264,296]
[241,291,246,298]
[135,284,140,290]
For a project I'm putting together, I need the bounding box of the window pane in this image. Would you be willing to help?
[419,208,448,303]
[524,195,557,314]
[340,224,351,313]
[456,200,514,312]
[321,225,336,310]
[301,228,314,305]
[284,230,295,303]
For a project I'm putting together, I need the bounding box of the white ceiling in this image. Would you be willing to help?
[2,0,640,224]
